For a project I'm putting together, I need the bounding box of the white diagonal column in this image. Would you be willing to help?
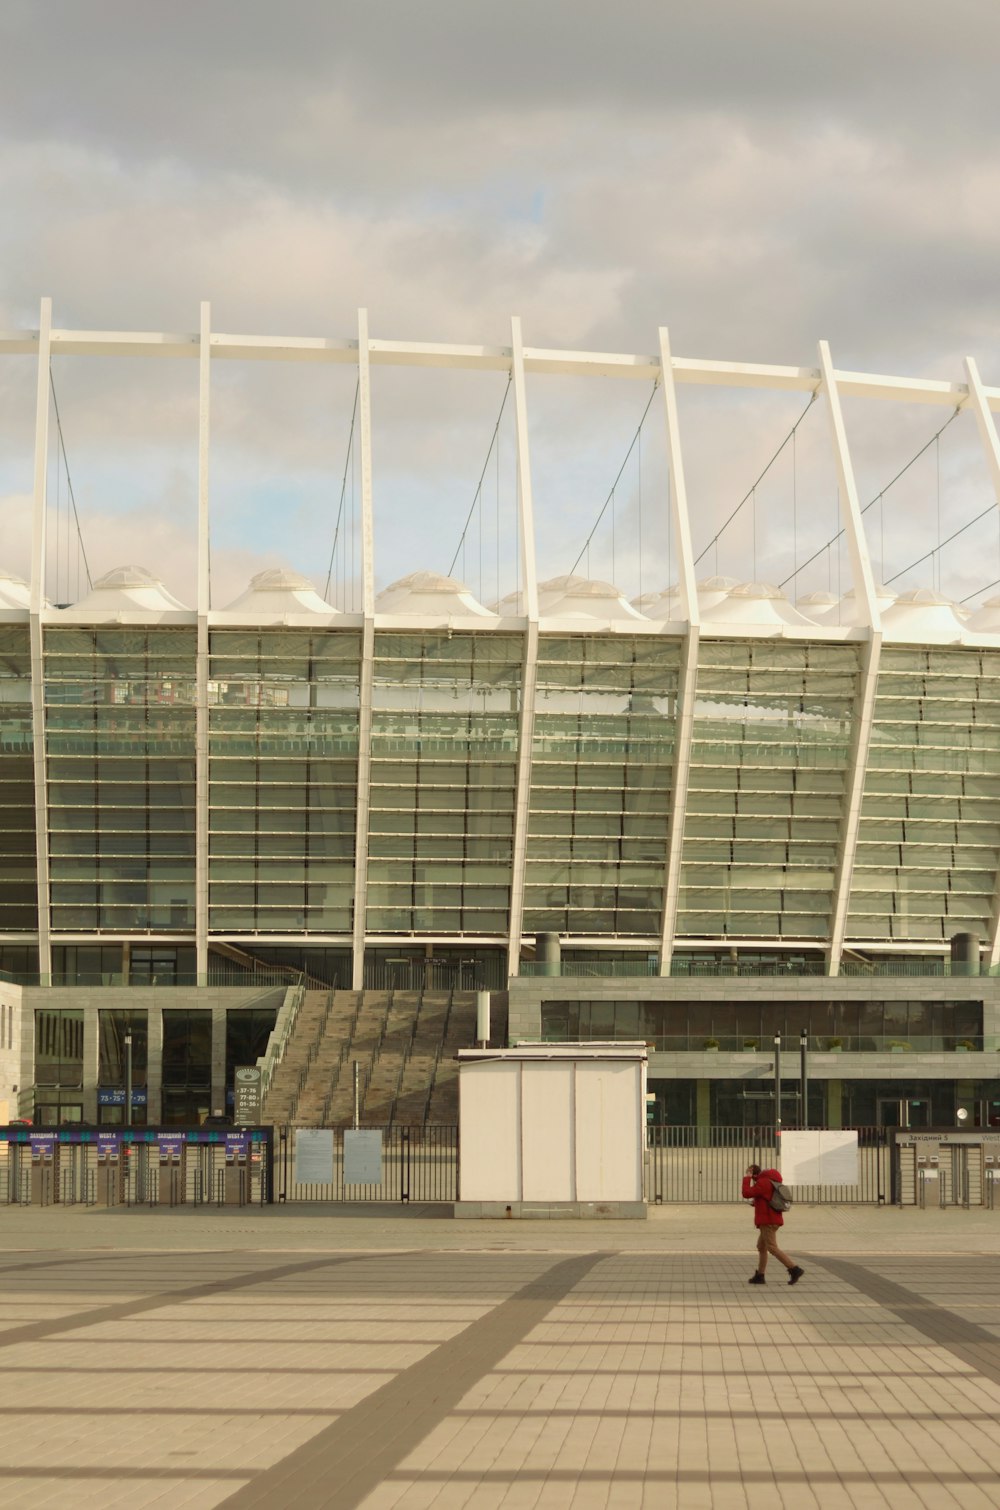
[29,298,53,983]
[657,327,700,976]
[506,316,540,977]
[963,357,1000,968]
[195,301,211,982]
[351,309,376,990]
[820,341,882,976]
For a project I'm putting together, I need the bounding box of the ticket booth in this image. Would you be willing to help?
[29,1134,61,1205]
[95,1133,125,1207]
[222,1132,249,1206]
[156,1134,187,1205]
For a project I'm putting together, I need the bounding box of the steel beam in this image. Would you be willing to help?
[351,310,376,990]
[29,299,52,983]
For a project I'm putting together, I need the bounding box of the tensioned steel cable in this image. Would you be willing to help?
[568,381,659,576]
[694,393,817,570]
[323,378,360,601]
[884,501,998,586]
[779,405,962,589]
[48,368,93,589]
[447,377,512,578]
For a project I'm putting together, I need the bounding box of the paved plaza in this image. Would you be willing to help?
[0,1206,998,1508]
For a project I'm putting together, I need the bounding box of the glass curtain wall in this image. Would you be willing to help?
[523,636,680,937]
[44,628,196,932]
[366,633,521,933]
[0,626,36,934]
[208,630,360,933]
[847,646,1000,941]
[677,640,858,940]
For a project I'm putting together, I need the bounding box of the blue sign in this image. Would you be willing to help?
[97,1088,148,1106]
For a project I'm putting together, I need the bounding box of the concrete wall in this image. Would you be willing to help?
[0,978,22,1122]
[507,975,1000,1090]
[21,986,285,1123]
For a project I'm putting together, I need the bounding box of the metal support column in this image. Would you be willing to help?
[195,301,211,983]
[818,340,882,976]
[29,297,53,984]
[506,315,540,977]
[656,327,701,975]
[351,308,376,990]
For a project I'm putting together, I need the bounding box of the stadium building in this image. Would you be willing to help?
[1,304,999,1133]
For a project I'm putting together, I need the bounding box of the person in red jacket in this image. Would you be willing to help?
[742,1164,804,1285]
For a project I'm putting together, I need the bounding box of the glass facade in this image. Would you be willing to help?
[161,1008,212,1123]
[678,640,857,940]
[366,633,521,934]
[0,626,36,933]
[44,627,196,932]
[523,636,679,938]
[541,998,983,1051]
[2,625,999,959]
[848,647,1000,941]
[208,630,360,934]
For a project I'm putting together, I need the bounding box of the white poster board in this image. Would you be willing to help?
[344,1129,383,1186]
[295,1128,334,1185]
[780,1130,859,1186]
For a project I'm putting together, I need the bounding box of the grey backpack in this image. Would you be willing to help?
[768,1181,793,1213]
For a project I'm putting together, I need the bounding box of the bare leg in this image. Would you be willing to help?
[756,1228,769,1273]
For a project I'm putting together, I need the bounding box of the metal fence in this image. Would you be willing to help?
[647,1125,892,1205]
[274,1125,459,1203]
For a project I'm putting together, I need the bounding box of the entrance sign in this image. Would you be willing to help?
[780,1130,859,1186]
[233,1066,262,1125]
[295,1128,334,1185]
[344,1129,382,1185]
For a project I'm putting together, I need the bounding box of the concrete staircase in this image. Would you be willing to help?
[261,987,493,1127]
[260,990,334,1123]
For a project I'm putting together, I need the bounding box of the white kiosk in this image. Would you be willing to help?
[455,1042,647,1219]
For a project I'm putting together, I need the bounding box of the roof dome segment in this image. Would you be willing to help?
[70,566,190,612]
[543,577,647,621]
[632,585,681,619]
[537,574,590,613]
[795,590,840,624]
[375,571,494,617]
[0,568,31,609]
[965,595,1000,632]
[696,575,742,613]
[224,569,337,615]
[881,587,967,636]
[707,582,815,627]
[832,582,899,626]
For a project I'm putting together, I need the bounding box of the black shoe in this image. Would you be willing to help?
[788,1266,804,1285]
[748,1272,766,1284]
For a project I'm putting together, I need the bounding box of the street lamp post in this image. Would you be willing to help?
[124,1034,133,1129]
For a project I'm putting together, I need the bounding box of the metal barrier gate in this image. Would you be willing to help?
[0,1126,273,1206]
[647,1126,892,1205]
[895,1129,1000,1208]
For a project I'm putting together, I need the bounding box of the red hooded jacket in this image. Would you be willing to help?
[741,1168,784,1228]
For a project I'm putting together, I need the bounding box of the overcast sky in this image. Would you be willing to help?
[3,1,1000,608]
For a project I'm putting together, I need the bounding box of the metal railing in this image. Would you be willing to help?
[542,1031,991,1054]
[257,972,308,1108]
[647,1124,891,1204]
[521,958,1000,979]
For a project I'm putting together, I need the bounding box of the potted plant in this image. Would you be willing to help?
[888,1040,911,1053]
[954,1039,977,1053]
[742,1038,759,1052]
[703,1037,720,1052]
[826,1037,843,1053]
